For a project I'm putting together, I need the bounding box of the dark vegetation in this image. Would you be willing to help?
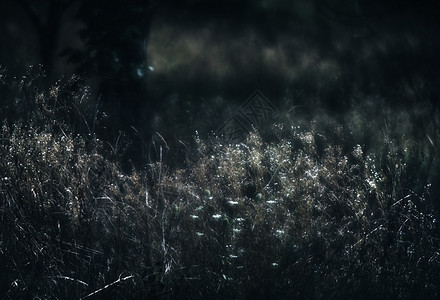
[1,0,440,299]
[1,66,440,299]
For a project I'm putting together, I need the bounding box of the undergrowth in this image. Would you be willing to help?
[0,68,439,299]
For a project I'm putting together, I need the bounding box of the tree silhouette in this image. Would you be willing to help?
[13,0,76,81]
[68,0,154,130]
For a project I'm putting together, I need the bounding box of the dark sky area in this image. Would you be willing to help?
[1,0,440,140]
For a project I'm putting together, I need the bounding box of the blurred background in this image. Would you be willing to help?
[1,0,439,156]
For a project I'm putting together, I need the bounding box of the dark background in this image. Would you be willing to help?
[1,2,440,297]
[1,0,439,156]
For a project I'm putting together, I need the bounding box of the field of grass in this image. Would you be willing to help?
[1,69,440,299]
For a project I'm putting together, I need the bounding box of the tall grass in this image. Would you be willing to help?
[1,68,439,299]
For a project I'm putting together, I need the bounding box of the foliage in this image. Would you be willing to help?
[155,124,440,299]
[0,68,157,299]
[1,70,440,299]
[64,0,154,130]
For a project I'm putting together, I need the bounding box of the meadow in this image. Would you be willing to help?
[1,67,439,299]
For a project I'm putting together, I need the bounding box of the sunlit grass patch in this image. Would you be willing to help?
[1,68,440,298]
